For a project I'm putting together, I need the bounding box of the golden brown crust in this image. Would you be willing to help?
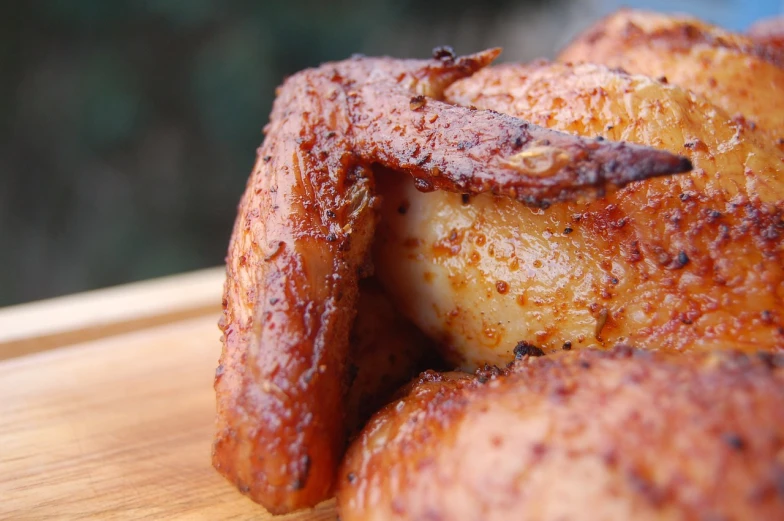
[350,70,691,206]
[558,9,784,133]
[373,61,783,369]
[338,348,784,521]
[213,63,372,513]
[213,50,691,513]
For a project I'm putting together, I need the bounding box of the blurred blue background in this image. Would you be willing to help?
[1,0,781,305]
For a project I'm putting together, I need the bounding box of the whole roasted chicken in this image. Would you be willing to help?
[212,9,784,520]
[212,48,690,513]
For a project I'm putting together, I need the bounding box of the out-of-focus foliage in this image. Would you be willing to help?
[0,0,553,305]
[1,0,778,305]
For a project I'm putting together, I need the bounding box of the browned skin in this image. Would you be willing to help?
[375,61,783,368]
[213,49,691,513]
[338,348,784,521]
[558,9,784,133]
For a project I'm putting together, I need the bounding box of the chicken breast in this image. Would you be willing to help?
[374,61,784,369]
[558,9,784,133]
[338,347,784,521]
[213,49,689,513]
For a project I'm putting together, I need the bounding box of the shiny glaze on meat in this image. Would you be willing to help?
[558,9,784,133]
[374,62,783,368]
[338,348,784,521]
[212,49,690,513]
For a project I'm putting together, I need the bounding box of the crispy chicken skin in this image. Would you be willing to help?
[558,9,784,133]
[338,348,784,521]
[374,62,784,368]
[212,50,690,513]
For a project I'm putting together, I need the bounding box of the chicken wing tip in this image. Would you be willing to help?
[458,47,502,69]
[674,155,694,174]
[624,146,693,182]
[585,138,693,189]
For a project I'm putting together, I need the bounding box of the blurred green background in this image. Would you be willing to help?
[2,0,780,305]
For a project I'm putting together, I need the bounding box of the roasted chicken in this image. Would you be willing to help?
[214,9,784,519]
[375,61,784,368]
[558,9,784,133]
[212,48,689,513]
[338,347,784,521]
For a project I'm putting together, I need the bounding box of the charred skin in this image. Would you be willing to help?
[338,348,784,521]
[351,77,690,206]
[213,49,691,513]
[558,9,784,133]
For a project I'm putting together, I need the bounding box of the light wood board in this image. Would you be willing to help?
[0,268,226,360]
[0,271,336,520]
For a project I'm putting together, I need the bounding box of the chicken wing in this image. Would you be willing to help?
[558,9,784,133]
[212,50,690,513]
[338,347,784,521]
[374,61,783,369]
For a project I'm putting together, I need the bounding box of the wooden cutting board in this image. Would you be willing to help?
[0,269,336,520]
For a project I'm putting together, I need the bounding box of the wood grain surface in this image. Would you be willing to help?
[0,273,337,520]
[0,268,225,361]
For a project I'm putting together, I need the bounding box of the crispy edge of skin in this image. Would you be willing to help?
[349,70,691,207]
[561,8,784,68]
[557,9,784,134]
[337,348,784,521]
[213,49,693,513]
[213,66,372,513]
